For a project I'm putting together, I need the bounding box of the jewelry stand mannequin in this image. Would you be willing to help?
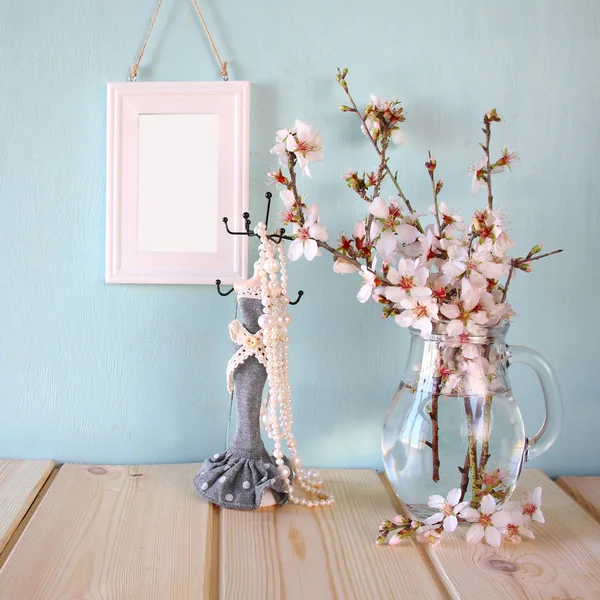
[194,263,291,509]
[195,194,332,510]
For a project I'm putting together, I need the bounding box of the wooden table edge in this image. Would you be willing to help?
[0,465,60,569]
[556,476,600,523]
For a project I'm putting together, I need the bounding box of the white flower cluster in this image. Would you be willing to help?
[384,487,544,548]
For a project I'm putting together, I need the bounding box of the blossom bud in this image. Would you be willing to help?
[530,244,543,255]
[485,108,502,123]
[435,180,443,195]
[518,262,533,272]
[338,105,351,112]
[425,155,437,174]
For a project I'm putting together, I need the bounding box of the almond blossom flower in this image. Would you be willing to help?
[363,94,406,144]
[384,258,432,304]
[288,204,328,261]
[429,201,465,236]
[504,487,544,524]
[369,196,419,257]
[423,488,470,532]
[395,296,439,337]
[502,511,535,543]
[460,494,513,547]
[440,287,488,336]
[357,265,377,303]
[442,239,507,286]
[270,121,323,177]
[470,157,488,194]
[469,158,506,194]
[471,209,503,245]
[285,120,323,177]
[493,146,520,171]
[416,525,442,547]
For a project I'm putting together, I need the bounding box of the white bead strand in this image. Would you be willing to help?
[254,223,334,508]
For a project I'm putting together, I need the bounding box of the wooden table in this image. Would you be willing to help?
[0,461,598,599]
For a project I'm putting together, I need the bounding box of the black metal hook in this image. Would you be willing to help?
[264,192,273,228]
[289,290,304,305]
[217,193,305,304]
[222,216,257,237]
[268,228,288,244]
[215,279,235,296]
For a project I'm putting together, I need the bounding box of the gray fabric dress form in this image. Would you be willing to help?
[194,296,292,510]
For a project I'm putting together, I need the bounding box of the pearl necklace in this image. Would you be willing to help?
[255,222,334,508]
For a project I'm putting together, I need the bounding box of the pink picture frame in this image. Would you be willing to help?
[106,81,250,284]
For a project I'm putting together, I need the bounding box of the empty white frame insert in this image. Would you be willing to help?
[106,81,249,284]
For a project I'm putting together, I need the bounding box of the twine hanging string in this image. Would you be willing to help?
[129,0,229,82]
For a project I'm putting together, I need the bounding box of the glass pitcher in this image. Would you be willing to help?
[382,323,562,520]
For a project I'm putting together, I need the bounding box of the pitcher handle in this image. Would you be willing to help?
[508,345,562,462]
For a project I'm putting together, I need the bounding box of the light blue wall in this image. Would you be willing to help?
[0,0,598,476]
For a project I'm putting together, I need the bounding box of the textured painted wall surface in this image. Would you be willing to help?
[0,0,598,475]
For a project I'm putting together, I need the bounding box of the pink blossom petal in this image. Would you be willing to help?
[353,221,365,239]
[376,231,398,256]
[428,495,446,509]
[440,304,461,319]
[479,261,507,280]
[385,288,407,303]
[446,320,465,337]
[308,222,329,242]
[400,297,418,310]
[304,204,319,228]
[454,501,469,515]
[446,488,462,506]
[443,515,458,532]
[333,259,359,274]
[427,303,439,319]
[395,311,416,328]
[414,317,433,338]
[369,196,389,219]
[288,239,304,261]
[521,527,535,540]
[411,286,433,299]
[462,289,480,312]
[387,267,400,284]
[466,524,485,543]
[304,239,319,261]
[279,189,295,207]
[357,283,373,304]
[459,507,480,522]
[370,220,384,239]
[424,512,444,525]
[491,510,513,529]
[532,508,545,524]
[480,494,496,516]
[286,135,298,153]
[395,223,419,244]
[485,526,502,547]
